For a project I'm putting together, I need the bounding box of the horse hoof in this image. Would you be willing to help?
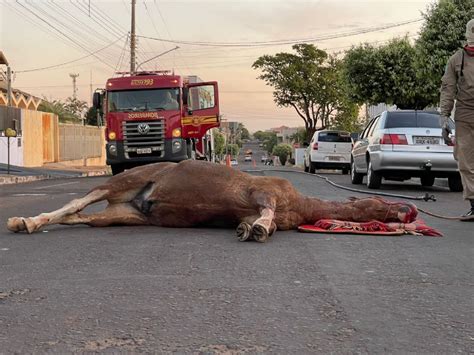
[236,222,252,242]
[252,224,269,243]
[7,217,26,233]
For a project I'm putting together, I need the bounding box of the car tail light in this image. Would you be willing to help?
[380,134,408,145]
[312,142,319,150]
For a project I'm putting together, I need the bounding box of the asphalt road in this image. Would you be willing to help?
[0,162,473,353]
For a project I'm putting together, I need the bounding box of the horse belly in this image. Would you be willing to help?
[149,202,254,228]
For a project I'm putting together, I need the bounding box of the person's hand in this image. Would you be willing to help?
[441,116,452,145]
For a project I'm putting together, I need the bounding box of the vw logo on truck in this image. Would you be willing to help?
[137,123,150,135]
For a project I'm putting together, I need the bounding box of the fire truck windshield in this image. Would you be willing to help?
[108,88,179,112]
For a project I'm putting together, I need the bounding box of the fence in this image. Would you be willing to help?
[59,124,104,161]
[0,105,21,132]
[0,107,105,167]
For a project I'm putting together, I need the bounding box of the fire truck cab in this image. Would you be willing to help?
[93,71,219,175]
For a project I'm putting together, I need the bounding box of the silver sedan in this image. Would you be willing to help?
[351,110,462,191]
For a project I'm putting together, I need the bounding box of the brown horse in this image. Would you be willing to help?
[7,160,418,242]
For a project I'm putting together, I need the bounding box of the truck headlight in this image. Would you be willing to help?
[108,143,117,156]
[108,131,116,140]
[172,139,182,153]
[172,128,181,138]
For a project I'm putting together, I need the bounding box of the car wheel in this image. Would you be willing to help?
[309,161,317,174]
[351,159,364,184]
[448,175,463,192]
[111,164,125,176]
[342,168,349,175]
[304,159,309,173]
[420,175,435,187]
[366,160,382,189]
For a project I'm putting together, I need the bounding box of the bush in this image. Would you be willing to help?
[272,144,293,166]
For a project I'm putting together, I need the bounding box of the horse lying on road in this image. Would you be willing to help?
[7,160,418,242]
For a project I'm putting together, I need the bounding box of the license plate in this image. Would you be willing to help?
[136,148,152,154]
[327,156,340,161]
[414,136,440,145]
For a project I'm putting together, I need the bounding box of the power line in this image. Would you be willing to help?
[115,33,130,73]
[51,0,124,55]
[3,1,91,57]
[16,35,126,73]
[38,1,120,61]
[16,0,117,70]
[152,0,190,73]
[137,18,422,47]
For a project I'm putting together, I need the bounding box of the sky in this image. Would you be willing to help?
[0,0,435,132]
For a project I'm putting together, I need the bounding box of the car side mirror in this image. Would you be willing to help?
[92,92,102,110]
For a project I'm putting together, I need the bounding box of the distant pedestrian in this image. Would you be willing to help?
[440,19,474,220]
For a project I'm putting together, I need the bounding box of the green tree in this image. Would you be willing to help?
[272,143,293,166]
[85,106,99,126]
[227,143,240,157]
[343,37,430,109]
[289,128,308,145]
[65,97,88,119]
[416,0,474,106]
[213,129,226,157]
[331,102,362,133]
[38,97,76,123]
[240,127,250,140]
[253,130,266,141]
[263,132,278,154]
[253,44,347,138]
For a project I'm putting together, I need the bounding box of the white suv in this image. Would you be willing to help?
[303,130,352,174]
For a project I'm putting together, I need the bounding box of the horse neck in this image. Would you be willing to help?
[298,197,354,223]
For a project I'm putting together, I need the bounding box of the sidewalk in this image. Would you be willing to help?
[0,162,110,185]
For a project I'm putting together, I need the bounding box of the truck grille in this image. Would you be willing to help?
[122,120,165,159]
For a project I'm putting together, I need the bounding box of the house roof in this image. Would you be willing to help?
[0,51,8,66]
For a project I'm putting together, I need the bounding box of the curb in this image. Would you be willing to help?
[0,169,110,185]
[0,175,50,185]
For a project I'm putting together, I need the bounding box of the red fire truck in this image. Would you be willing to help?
[93,71,220,175]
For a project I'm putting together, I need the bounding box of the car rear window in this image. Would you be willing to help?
[318,132,352,142]
[384,112,449,129]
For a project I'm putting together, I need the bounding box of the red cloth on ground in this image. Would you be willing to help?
[298,219,442,237]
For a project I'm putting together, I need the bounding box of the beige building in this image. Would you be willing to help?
[269,125,300,145]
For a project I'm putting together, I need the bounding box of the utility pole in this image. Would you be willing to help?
[130,0,136,73]
[89,70,93,107]
[69,73,79,99]
[6,66,12,107]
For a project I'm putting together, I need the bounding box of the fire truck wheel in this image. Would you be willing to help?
[111,164,125,175]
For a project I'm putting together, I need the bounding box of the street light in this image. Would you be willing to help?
[136,46,180,71]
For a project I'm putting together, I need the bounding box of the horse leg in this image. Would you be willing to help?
[236,215,277,242]
[7,189,109,234]
[59,203,149,227]
[247,191,277,243]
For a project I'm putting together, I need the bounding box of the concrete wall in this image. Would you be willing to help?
[59,125,106,166]
[294,148,306,166]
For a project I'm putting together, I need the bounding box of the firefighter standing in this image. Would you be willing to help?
[440,19,474,221]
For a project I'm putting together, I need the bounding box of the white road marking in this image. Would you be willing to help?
[34,182,78,190]
[1,248,9,251]
[13,193,47,196]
